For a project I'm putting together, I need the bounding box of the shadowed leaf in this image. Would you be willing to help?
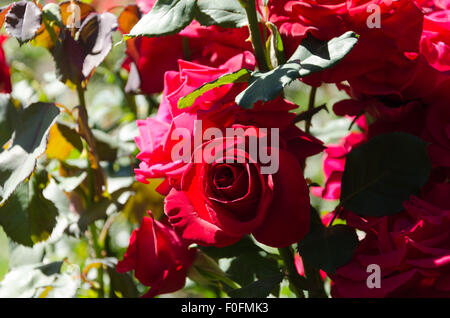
[0,170,58,247]
[340,132,431,217]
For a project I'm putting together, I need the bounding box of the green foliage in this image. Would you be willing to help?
[341,132,431,217]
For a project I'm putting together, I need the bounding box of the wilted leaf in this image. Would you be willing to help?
[236,31,358,108]
[5,0,42,44]
[341,132,431,217]
[0,102,60,206]
[195,0,247,28]
[59,0,95,29]
[118,5,141,34]
[51,29,85,84]
[127,0,196,38]
[78,12,118,78]
[178,68,251,109]
[265,22,285,69]
[0,170,58,247]
[46,124,81,161]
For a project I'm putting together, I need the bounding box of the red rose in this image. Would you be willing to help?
[117,215,196,298]
[0,36,11,93]
[267,0,446,99]
[164,124,320,248]
[331,181,450,298]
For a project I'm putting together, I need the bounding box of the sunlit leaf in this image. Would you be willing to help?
[5,0,42,44]
[0,102,60,206]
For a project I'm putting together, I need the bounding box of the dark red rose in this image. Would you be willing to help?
[331,181,450,298]
[117,215,196,298]
[164,124,321,248]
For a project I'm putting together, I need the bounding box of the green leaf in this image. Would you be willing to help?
[195,0,247,28]
[178,68,251,109]
[0,94,20,148]
[290,31,358,76]
[236,31,358,109]
[340,132,431,217]
[298,224,359,274]
[5,0,43,44]
[227,252,280,287]
[127,0,196,38]
[0,170,58,247]
[0,102,60,206]
[228,273,283,298]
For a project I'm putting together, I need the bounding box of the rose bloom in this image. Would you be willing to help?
[117,215,196,298]
[123,0,254,94]
[267,0,447,99]
[331,180,450,298]
[163,122,321,248]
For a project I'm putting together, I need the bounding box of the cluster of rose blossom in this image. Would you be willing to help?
[115,0,449,298]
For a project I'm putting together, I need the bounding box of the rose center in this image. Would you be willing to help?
[213,165,235,188]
